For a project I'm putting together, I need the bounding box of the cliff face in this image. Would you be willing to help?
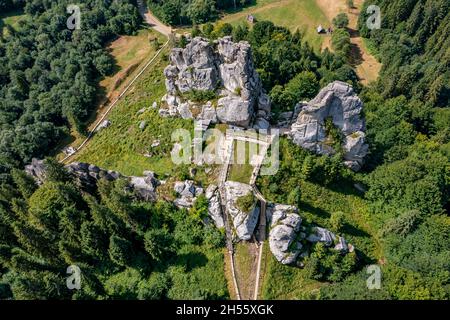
[25,159,160,201]
[289,81,369,171]
[161,36,271,129]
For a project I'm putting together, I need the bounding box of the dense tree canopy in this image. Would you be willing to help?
[0,161,226,299]
[148,0,252,26]
[0,0,141,182]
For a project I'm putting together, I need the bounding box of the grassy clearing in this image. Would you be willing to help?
[54,30,167,155]
[70,38,221,196]
[219,0,330,51]
[0,9,26,35]
[234,242,258,300]
[228,141,258,184]
[261,241,323,299]
[71,47,193,177]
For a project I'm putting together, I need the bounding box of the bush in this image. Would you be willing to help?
[236,193,256,213]
[184,89,217,103]
[333,13,349,28]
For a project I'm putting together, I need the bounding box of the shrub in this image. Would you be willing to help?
[236,193,256,213]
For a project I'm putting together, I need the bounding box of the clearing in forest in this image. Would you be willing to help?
[219,0,331,51]
[317,0,381,84]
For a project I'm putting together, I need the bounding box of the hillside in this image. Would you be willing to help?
[0,0,448,302]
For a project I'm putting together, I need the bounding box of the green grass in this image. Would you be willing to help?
[261,241,323,299]
[72,49,194,178]
[234,242,257,299]
[0,9,26,35]
[228,141,260,184]
[219,0,330,51]
[167,244,230,299]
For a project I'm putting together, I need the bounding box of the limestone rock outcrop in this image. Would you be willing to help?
[267,204,303,265]
[224,181,260,241]
[162,36,271,129]
[25,159,160,201]
[266,202,354,264]
[289,81,368,171]
[205,184,224,228]
[173,180,204,208]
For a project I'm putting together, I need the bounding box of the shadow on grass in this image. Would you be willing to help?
[342,222,371,238]
[175,252,208,272]
[222,0,258,15]
[300,201,331,219]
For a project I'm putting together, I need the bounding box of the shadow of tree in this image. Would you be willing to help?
[175,252,209,272]
[300,201,331,219]
[343,222,371,238]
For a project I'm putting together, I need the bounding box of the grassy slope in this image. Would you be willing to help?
[54,30,168,158]
[0,9,26,35]
[258,140,381,299]
[219,0,330,51]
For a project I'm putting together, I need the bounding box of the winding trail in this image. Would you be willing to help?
[317,0,381,84]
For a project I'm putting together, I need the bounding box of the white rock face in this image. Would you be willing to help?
[162,37,270,128]
[205,184,224,228]
[224,181,260,241]
[267,204,303,265]
[25,159,160,200]
[290,81,368,171]
[306,227,337,246]
[173,180,204,209]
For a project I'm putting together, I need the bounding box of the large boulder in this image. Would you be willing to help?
[173,180,204,209]
[267,204,303,265]
[290,81,368,171]
[162,36,271,129]
[205,184,224,228]
[224,181,260,241]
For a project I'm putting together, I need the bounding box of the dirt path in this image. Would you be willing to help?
[137,1,172,36]
[317,0,381,85]
[221,0,292,22]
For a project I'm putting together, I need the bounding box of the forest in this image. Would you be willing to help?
[0,0,141,181]
[147,0,253,25]
[0,0,448,300]
[0,159,226,299]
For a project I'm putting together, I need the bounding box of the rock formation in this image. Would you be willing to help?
[161,36,271,129]
[267,202,354,265]
[289,81,368,171]
[205,184,224,228]
[173,180,204,208]
[224,181,260,241]
[267,204,303,265]
[25,159,160,201]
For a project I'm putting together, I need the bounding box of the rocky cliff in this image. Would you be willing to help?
[267,203,354,265]
[25,159,160,201]
[224,181,260,241]
[289,81,369,171]
[161,36,271,129]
